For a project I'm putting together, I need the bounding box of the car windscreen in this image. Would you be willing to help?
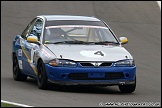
[44,20,119,44]
[44,25,119,45]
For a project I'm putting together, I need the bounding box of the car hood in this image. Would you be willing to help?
[46,44,133,61]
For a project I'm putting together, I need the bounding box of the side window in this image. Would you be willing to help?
[29,19,43,41]
[21,18,36,39]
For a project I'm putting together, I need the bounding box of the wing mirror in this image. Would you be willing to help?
[119,37,128,44]
[27,36,40,45]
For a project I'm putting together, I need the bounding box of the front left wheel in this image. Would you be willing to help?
[37,60,48,89]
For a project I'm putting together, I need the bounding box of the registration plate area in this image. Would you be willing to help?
[88,73,105,78]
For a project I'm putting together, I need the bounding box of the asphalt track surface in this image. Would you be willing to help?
[1,1,161,107]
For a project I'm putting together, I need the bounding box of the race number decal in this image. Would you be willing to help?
[18,49,22,56]
[80,50,106,58]
[94,51,104,56]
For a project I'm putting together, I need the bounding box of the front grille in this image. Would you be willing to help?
[80,63,94,67]
[100,62,112,66]
[68,72,124,80]
[80,62,112,67]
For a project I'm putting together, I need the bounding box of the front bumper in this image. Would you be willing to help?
[45,64,136,86]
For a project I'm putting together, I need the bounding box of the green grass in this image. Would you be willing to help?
[1,102,21,107]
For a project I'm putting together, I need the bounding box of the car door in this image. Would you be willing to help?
[22,18,43,77]
[19,18,37,76]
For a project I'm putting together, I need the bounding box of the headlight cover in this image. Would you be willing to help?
[49,59,77,67]
[114,59,135,67]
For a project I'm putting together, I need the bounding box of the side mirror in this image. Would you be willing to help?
[27,36,40,45]
[119,37,128,44]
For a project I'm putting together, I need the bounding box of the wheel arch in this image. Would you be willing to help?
[12,52,16,61]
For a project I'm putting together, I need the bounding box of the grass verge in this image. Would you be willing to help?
[1,102,21,107]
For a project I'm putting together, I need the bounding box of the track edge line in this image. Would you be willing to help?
[1,100,34,107]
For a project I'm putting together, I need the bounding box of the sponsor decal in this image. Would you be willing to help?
[46,25,108,29]
[18,60,23,69]
[41,49,51,58]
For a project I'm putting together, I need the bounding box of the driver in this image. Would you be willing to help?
[50,28,64,39]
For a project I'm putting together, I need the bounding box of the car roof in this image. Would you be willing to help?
[37,15,101,21]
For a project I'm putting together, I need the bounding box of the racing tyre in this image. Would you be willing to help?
[37,60,48,89]
[13,54,27,81]
[118,77,136,93]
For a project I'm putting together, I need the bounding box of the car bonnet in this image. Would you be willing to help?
[45,44,133,62]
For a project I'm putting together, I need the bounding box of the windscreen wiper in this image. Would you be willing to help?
[94,41,119,45]
[45,41,119,45]
[46,41,92,44]
[45,41,73,44]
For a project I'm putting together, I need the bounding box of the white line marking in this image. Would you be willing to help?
[1,100,34,107]
[157,1,161,10]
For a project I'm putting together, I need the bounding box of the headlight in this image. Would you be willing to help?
[49,59,77,67]
[114,59,135,67]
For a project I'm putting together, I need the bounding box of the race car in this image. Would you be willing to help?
[12,15,136,93]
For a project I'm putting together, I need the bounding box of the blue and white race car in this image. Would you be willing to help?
[12,15,136,93]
